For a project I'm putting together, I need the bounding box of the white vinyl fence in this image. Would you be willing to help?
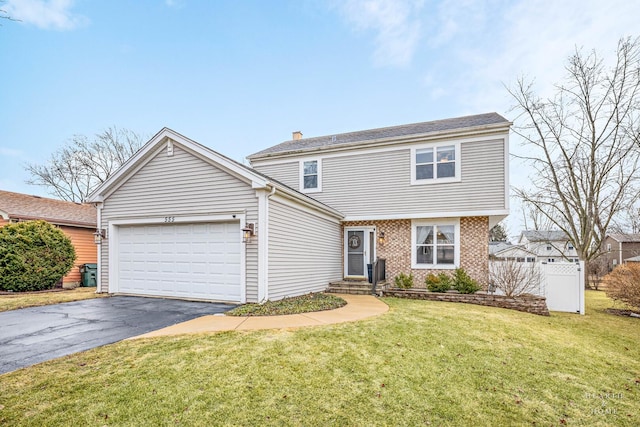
[489,261,585,315]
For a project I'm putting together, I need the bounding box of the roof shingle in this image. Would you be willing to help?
[248,112,510,159]
[0,190,96,228]
[608,233,640,243]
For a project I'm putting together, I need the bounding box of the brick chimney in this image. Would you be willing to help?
[292,131,303,140]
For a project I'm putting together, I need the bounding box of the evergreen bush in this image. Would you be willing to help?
[0,220,76,292]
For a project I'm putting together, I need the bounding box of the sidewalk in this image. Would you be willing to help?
[133,294,388,339]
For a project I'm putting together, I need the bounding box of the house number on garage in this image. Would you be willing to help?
[164,217,175,223]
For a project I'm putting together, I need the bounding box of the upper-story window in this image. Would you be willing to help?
[411,143,461,185]
[300,159,322,193]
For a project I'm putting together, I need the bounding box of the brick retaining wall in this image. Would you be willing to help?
[381,288,550,316]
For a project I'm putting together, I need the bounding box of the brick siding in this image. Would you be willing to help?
[343,216,489,288]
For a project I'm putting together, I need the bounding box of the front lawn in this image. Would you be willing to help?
[0,287,106,312]
[0,291,638,426]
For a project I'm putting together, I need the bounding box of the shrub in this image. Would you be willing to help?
[452,268,481,294]
[0,220,77,292]
[604,264,640,310]
[394,272,414,289]
[488,259,542,296]
[425,273,452,293]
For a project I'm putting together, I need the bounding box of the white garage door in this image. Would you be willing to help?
[117,222,241,302]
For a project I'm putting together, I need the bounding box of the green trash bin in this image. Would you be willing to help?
[80,263,97,287]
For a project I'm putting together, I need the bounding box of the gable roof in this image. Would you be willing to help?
[626,255,640,262]
[520,230,569,242]
[608,233,640,243]
[489,241,512,255]
[493,244,538,258]
[0,190,96,228]
[87,128,343,219]
[248,112,511,160]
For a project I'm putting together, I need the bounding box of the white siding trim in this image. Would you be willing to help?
[344,209,509,222]
[107,214,247,303]
[504,133,510,210]
[257,190,268,302]
[411,218,460,270]
[95,202,102,294]
[410,142,462,185]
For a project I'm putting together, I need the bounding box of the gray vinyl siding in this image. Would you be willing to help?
[99,145,259,302]
[253,139,506,217]
[267,196,342,300]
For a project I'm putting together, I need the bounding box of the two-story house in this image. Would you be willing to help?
[601,233,640,270]
[88,113,510,303]
[497,230,579,263]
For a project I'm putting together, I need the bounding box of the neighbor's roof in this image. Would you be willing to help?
[521,230,569,242]
[608,233,640,243]
[248,112,511,159]
[489,241,512,255]
[625,255,640,262]
[0,190,96,228]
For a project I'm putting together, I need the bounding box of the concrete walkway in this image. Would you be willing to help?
[133,294,388,339]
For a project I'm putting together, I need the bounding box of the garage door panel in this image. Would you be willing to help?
[117,222,241,302]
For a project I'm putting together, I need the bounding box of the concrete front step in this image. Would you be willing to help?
[327,281,387,295]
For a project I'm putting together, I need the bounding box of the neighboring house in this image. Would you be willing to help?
[625,255,640,263]
[489,241,512,256]
[0,190,97,285]
[491,244,537,262]
[601,233,640,269]
[88,113,511,303]
[514,230,579,263]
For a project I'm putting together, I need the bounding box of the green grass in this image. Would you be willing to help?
[0,287,107,312]
[226,292,346,316]
[0,291,638,426]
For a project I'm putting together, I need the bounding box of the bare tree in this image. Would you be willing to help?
[520,200,554,231]
[508,37,640,269]
[26,127,145,202]
[489,259,542,297]
[586,256,609,290]
[0,0,18,24]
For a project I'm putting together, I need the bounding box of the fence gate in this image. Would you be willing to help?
[540,262,585,315]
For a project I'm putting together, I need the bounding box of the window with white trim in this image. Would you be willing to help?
[411,143,461,185]
[299,159,321,193]
[412,220,459,268]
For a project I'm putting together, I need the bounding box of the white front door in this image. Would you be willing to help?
[344,227,375,278]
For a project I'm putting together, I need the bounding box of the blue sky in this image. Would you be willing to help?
[1,0,639,237]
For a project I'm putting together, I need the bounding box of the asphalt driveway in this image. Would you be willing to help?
[0,296,235,375]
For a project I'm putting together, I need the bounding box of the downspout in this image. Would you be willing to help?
[263,185,276,302]
[619,241,623,265]
[94,202,103,294]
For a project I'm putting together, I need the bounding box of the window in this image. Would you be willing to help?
[412,219,459,268]
[526,257,535,263]
[299,159,321,193]
[568,243,574,250]
[546,245,552,251]
[411,144,460,184]
[607,243,611,252]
